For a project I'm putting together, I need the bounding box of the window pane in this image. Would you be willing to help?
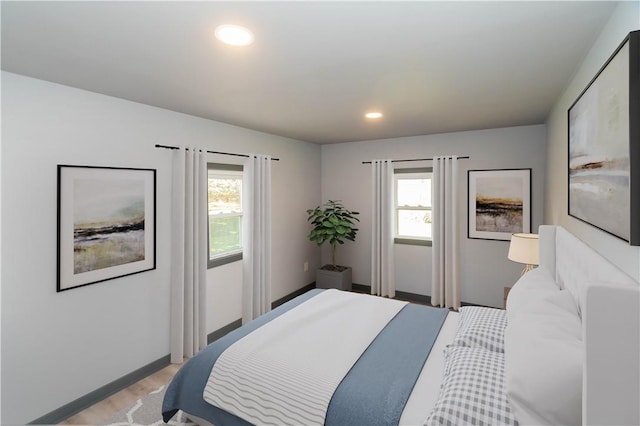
[397,179,431,207]
[397,209,432,238]
[208,176,241,215]
[209,215,241,258]
[208,168,243,265]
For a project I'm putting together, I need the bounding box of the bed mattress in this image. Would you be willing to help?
[163,289,458,425]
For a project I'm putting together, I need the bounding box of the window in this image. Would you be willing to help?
[394,168,433,246]
[208,163,243,268]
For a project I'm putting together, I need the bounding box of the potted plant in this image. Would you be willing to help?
[306,200,360,290]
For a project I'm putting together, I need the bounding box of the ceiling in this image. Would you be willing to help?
[1,1,617,144]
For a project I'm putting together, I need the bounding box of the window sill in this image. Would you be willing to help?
[394,238,432,247]
[208,252,243,269]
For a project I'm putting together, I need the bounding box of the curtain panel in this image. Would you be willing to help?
[431,155,460,310]
[242,154,272,324]
[371,160,395,298]
[170,148,208,363]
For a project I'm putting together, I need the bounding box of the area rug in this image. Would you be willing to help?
[100,385,198,426]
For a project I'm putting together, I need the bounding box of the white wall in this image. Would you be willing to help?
[545,1,640,281]
[321,124,546,308]
[0,71,321,425]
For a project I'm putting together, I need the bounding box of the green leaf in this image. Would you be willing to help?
[306,200,359,263]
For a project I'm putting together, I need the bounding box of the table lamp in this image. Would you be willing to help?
[508,233,539,275]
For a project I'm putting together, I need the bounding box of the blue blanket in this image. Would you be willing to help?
[162,290,448,425]
[326,303,448,425]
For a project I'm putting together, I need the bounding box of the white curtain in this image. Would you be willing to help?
[431,155,460,310]
[170,148,208,364]
[371,160,395,298]
[242,154,272,324]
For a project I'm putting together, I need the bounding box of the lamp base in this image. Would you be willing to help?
[520,264,534,275]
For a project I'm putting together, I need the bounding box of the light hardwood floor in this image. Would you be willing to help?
[60,361,183,425]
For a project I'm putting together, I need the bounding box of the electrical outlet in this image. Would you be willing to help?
[304,261,309,272]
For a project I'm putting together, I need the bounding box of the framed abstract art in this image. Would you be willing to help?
[57,165,156,291]
[468,168,532,241]
[568,30,639,245]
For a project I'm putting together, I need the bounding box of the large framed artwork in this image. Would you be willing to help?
[468,169,531,241]
[568,30,639,246]
[57,165,156,292]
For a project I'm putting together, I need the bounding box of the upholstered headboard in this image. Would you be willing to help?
[538,225,640,426]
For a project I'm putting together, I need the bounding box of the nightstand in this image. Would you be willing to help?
[503,286,512,309]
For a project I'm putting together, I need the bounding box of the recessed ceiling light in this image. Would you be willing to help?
[215,25,254,46]
[365,112,383,119]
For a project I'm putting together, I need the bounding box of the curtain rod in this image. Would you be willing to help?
[362,156,469,164]
[155,144,280,161]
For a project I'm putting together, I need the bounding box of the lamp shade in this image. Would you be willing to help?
[508,233,539,265]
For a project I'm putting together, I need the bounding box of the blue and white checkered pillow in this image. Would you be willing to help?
[424,346,519,426]
[451,306,507,353]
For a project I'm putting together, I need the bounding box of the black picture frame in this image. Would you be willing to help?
[568,30,639,246]
[468,168,532,241]
[57,165,157,292]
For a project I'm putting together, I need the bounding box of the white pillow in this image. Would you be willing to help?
[505,290,583,425]
[506,266,558,323]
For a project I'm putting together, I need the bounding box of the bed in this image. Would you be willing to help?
[162,225,639,425]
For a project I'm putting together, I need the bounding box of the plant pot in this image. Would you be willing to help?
[316,265,352,291]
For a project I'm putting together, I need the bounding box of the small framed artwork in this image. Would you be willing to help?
[568,30,639,245]
[468,168,532,241]
[57,165,156,292]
